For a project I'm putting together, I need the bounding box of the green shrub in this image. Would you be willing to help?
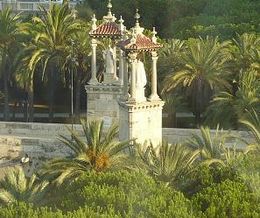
[192,180,260,218]
[0,202,119,218]
[52,170,194,217]
[179,165,240,197]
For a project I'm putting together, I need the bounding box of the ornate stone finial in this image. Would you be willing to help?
[112,13,117,22]
[107,0,112,16]
[134,9,140,27]
[119,15,124,24]
[131,9,144,35]
[152,27,157,43]
[92,14,97,30]
[119,15,125,31]
[103,0,116,22]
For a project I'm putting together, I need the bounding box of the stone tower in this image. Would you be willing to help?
[117,10,164,146]
[85,0,126,126]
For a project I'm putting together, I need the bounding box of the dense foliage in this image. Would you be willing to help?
[0,2,259,127]
[0,116,259,217]
[0,1,259,217]
[192,180,260,217]
[79,0,260,39]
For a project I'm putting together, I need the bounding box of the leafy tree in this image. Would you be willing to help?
[137,142,199,186]
[0,8,21,120]
[0,168,48,205]
[40,120,131,184]
[163,37,231,123]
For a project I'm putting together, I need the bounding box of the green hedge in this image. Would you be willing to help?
[0,202,120,218]
[192,180,260,218]
[179,165,239,197]
[52,170,195,217]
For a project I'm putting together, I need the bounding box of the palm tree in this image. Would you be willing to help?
[163,37,231,124]
[14,45,36,122]
[28,4,81,121]
[230,33,260,95]
[137,142,199,186]
[185,126,241,167]
[231,33,260,75]
[62,22,92,120]
[206,69,260,128]
[40,120,131,185]
[0,8,21,120]
[0,168,48,205]
[159,39,187,127]
[239,110,260,152]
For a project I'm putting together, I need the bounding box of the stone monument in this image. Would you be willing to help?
[117,10,164,146]
[85,0,127,124]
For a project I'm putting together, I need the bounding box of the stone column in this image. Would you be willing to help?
[88,39,98,84]
[119,49,124,86]
[128,53,137,102]
[148,51,160,101]
[113,46,118,80]
[122,52,129,100]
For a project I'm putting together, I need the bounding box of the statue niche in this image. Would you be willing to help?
[134,59,147,102]
[103,46,118,83]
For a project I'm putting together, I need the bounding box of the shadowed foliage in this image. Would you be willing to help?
[163,37,231,123]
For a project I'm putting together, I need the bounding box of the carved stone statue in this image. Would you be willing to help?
[135,60,147,102]
[103,46,118,83]
[103,46,116,75]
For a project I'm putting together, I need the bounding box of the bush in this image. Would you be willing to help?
[0,202,119,218]
[179,165,240,197]
[192,180,260,218]
[51,170,195,217]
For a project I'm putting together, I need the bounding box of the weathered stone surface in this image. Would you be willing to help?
[0,121,253,168]
[85,84,123,124]
[119,100,165,146]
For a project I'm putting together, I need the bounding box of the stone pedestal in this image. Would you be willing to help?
[85,84,123,125]
[119,100,164,146]
[103,74,119,84]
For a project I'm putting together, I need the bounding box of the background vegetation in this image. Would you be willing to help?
[0,0,259,128]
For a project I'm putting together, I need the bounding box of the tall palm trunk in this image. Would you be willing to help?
[28,76,34,122]
[48,67,55,122]
[2,52,9,121]
[75,67,82,121]
[195,78,202,125]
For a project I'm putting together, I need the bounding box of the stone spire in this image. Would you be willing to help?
[132,9,144,35]
[103,0,116,22]
[152,27,157,43]
[134,9,140,28]
[107,0,112,17]
[91,14,97,31]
